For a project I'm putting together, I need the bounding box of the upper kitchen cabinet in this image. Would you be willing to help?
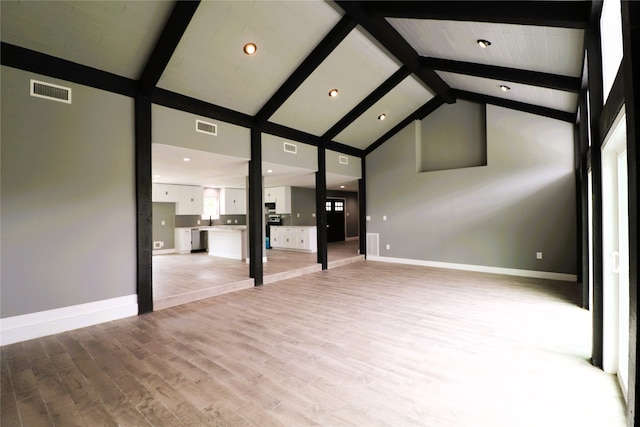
[265,186,291,214]
[220,188,246,215]
[176,185,204,215]
[152,183,179,203]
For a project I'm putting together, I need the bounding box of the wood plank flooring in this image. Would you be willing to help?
[1,261,626,426]
[153,240,363,310]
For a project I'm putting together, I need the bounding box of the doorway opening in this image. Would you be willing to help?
[601,106,629,400]
[326,198,346,242]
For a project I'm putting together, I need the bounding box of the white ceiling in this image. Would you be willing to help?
[2,1,586,194]
[270,26,401,136]
[0,1,173,79]
[158,0,343,115]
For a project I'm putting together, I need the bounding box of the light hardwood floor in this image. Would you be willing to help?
[1,261,626,426]
[153,240,364,310]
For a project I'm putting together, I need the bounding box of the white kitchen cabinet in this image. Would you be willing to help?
[174,227,192,254]
[152,183,179,202]
[265,186,291,214]
[176,185,203,215]
[270,226,316,252]
[220,188,246,215]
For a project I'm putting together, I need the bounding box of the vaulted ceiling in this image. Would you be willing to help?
[1,1,590,188]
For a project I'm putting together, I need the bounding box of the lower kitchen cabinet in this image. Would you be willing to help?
[175,228,192,254]
[270,226,317,252]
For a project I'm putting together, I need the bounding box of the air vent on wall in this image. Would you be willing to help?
[196,120,217,136]
[283,142,297,154]
[30,79,71,104]
[366,233,380,257]
[339,155,349,165]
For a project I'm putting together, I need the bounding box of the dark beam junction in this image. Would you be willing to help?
[336,1,455,104]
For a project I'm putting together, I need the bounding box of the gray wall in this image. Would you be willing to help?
[290,187,317,226]
[262,134,318,171]
[1,66,137,318]
[152,104,250,159]
[153,203,176,249]
[419,100,487,172]
[366,104,577,274]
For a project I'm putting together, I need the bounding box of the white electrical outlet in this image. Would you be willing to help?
[297,213,300,217]
[366,216,371,221]
[536,252,543,259]
[227,219,231,223]
[235,219,238,223]
[312,213,316,217]
[383,215,387,221]
[386,244,390,250]
[197,220,200,225]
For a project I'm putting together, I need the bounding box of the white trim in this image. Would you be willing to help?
[367,256,577,282]
[153,249,176,255]
[0,295,138,346]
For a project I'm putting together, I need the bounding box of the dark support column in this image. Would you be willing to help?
[574,122,583,286]
[587,16,604,369]
[359,158,367,258]
[248,128,263,285]
[316,148,328,270]
[622,1,640,424]
[579,91,591,310]
[135,94,153,314]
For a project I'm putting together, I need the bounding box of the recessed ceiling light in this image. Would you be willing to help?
[477,39,492,48]
[183,157,191,162]
[243,43,257,55]
[378,113,386,121]
[267,169,273,173]
[328,88,339,97]
[340,185,345,189]
[500,85,511,92]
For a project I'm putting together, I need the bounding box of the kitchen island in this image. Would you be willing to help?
[203,226,247,260]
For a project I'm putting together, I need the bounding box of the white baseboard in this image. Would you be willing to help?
[0,295,138,346]
[153,249,175,255]
[366,256,577,282]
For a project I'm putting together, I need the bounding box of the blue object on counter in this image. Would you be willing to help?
[265,237,270,249]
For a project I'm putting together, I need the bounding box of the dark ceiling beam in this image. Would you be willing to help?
[1,42,136,97]
[366,1,590,29]
[421,57,581,93]
[453,89,575,123]
[336,1,455,104]
[255,16,357,124]
[138,0,200,94]
[322,66,412,141]
[365,96,445,155]
[153,88,255,129]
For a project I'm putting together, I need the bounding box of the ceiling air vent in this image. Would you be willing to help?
[283,142,297,154]
[196,120,217,136]
[339,155,349,165]
[30,79,71,104]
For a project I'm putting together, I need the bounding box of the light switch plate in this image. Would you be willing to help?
[366,216,371,221]
[536,252,543,259]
